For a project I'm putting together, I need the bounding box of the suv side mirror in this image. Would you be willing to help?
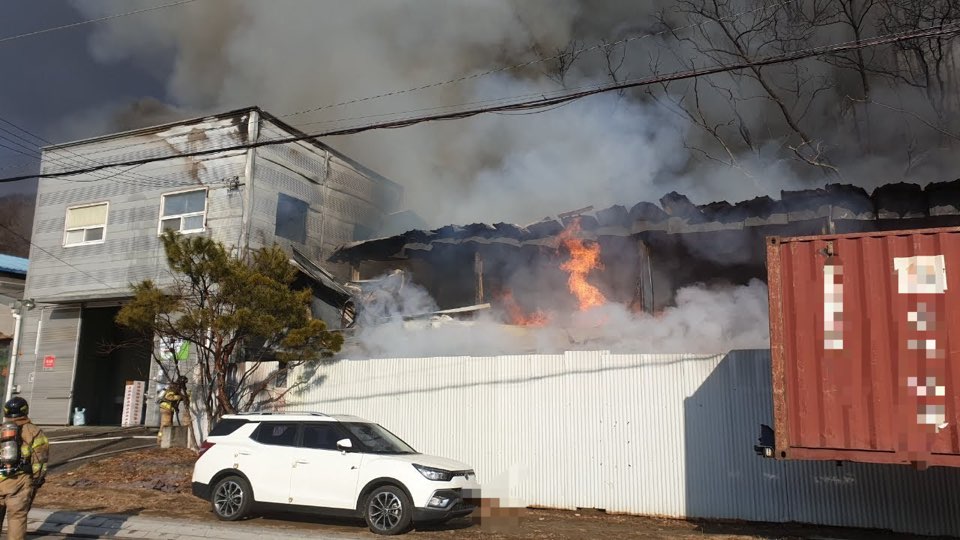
[336,438,353,452]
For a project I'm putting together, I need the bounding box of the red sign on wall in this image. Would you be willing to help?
[42,355,55,371]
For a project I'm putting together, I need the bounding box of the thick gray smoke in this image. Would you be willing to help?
[66,0,960,227]
[345,277,769,358]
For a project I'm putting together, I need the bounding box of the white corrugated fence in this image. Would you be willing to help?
[252,350,960,537]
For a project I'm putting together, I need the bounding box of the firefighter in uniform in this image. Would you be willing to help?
[0,397,48,540]
[157,376,186,443]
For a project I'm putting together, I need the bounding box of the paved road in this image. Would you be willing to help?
[44,426,158,474]
[25,508,367,539]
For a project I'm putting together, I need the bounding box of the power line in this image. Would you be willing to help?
[0,0,199,45]
[0,221,117,291]
[0,117,168,188]
[26,111,250,164]
[0,114,244,189]
[0,23,956,185]
[0,0,790,165]
[278,0,802,119]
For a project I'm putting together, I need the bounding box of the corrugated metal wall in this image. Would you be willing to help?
[265,350,960,537]
[253,119,402,282]
[23,306,81,423]
[28,115,251,302]
[769,228,960,465]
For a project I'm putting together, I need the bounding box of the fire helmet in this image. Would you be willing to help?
[3,397,28,419]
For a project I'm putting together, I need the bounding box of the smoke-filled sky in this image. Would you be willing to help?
[1,0,958,225]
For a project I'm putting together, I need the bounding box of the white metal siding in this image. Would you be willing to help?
[26,306,81,423]
[265,350,960,537]
[27,119,251,303]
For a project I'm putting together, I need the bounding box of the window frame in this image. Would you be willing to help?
[63,201,110,248]
[274,193,309,244]
[158,187,208,236]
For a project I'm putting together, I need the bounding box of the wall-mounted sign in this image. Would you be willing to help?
[159,337,190,362]
[42,355,55,371]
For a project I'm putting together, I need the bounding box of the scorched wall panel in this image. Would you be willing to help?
[767,226,960,466]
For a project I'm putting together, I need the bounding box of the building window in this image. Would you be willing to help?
[275,193,308,244]
[275,362,288,389]
[160,189,206,234]
[64,202,109,246]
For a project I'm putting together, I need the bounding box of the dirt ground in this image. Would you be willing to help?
[33,448,950,539]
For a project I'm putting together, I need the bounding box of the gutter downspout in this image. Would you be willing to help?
[239,110,261,259]
[5,299,31,402]
[5,311,21,402]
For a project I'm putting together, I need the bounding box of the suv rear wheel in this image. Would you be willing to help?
[364,485,413,535]
[211,475,253,521]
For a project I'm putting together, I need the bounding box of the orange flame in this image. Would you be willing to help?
[499,290,549,327]
[559,220,607,311]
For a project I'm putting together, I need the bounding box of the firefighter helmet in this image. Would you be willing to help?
[3,397,28,419]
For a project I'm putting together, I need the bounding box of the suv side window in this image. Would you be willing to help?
[253,422,299,446]
[301,422,347,451]
[209,419,248,437]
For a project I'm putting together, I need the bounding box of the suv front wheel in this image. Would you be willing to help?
[364,485,413,535]
[210,475,253,521]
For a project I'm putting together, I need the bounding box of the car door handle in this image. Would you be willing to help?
[295,460,310,464]
[237,451,252,456]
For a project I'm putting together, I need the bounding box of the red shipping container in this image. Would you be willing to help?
[767,227,960,467]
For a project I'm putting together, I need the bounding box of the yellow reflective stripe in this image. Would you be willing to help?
[31,433,47,449]
[32,462,42,474]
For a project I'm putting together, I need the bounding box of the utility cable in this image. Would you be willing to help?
[0,115,241,189]
[278,0,802,119]
[0,23,956,184]
[0,221,117,290]
[0,0,783,166]
[0,0,199,45]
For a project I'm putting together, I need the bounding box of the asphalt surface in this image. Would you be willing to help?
[44,426,159,474]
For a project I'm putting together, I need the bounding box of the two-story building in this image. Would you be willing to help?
[17,107,403,425]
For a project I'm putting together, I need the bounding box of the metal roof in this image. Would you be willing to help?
[0,255,27,276]
[329,180,960,263]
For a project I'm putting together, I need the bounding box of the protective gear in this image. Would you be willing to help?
[2,398,27,420]
[157,380,184,443]
[0,475,32,540]
[0,423,22,478]
[0,411,47,540]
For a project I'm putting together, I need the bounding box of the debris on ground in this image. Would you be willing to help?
[33,448,936,539]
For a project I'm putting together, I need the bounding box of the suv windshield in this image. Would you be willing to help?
[342,422,417,454]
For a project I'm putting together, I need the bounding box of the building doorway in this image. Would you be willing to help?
[70,306,152,425]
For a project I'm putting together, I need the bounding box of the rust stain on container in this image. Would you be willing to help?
[767,227,960,467]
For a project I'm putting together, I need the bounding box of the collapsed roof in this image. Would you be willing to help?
[329,180,960,263]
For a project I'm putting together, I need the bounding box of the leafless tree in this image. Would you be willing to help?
[877,0,960,123]
[649,0,843,177]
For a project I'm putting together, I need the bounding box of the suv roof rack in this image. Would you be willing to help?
[232,411,330,417]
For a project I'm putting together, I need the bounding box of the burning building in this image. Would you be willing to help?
[325,180,960,347]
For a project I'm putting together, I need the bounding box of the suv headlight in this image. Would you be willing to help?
[413,464,452,482]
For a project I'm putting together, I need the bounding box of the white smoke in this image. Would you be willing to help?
[345,276,769,358]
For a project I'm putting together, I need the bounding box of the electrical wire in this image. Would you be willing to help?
[278,0,803,119]
[0,23,956,185]
[0,115,243,189]
[0,0,790,165]
[0,221,117,290]
[0,0,199,45]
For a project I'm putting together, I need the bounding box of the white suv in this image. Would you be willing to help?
[191,412,481,535]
